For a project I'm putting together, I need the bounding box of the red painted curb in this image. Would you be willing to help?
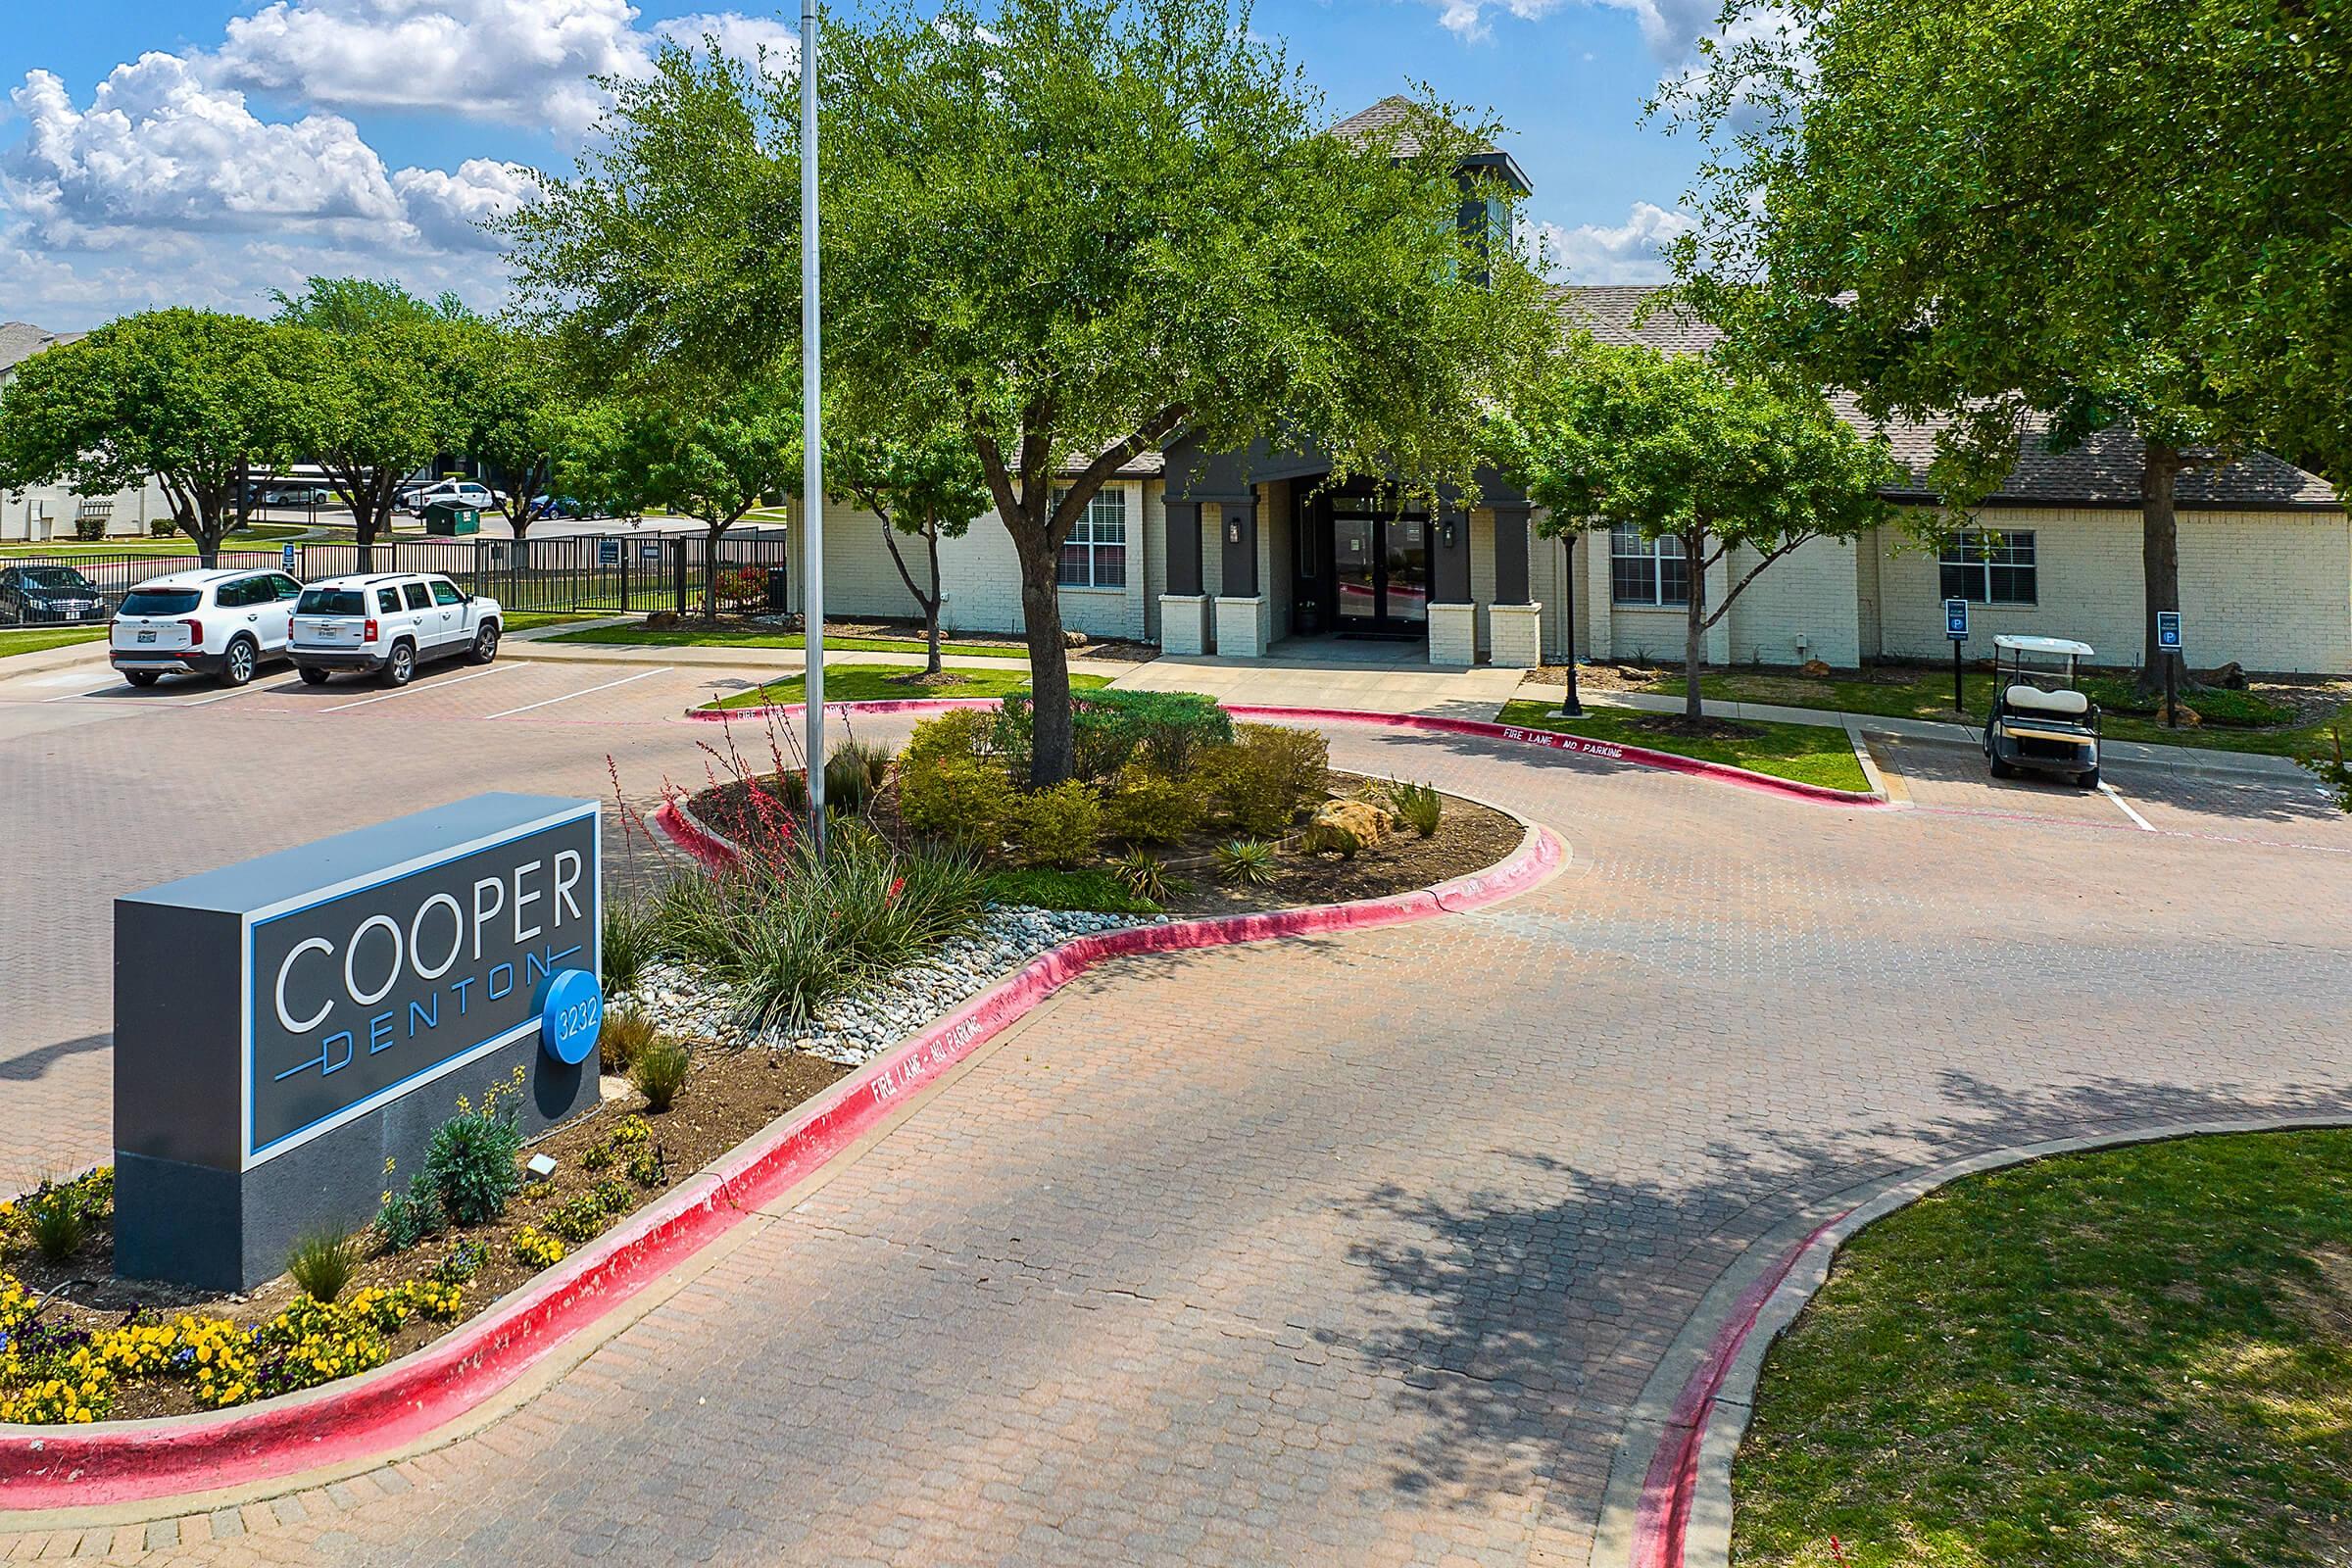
[685,697,1885,808]
[1628,1208,1852,1568]
[0,825,1562,1511]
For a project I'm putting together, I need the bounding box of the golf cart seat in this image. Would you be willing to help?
[2004,683,2090,717]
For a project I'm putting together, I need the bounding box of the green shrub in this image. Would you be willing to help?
[984,867,1163,914]
[375,1171,446,1251]
[430,1240,485,1285]
[148,517,176,538]
[1009,780,1102,868]
[994,688,1233,782]
[1199,724,1329,836]
[1212,838,1280,887]
[631,1037,692,1112]
[26,1190,85,1263]
[899,755,1018,851]
[1300,820,1363,859]
[73,516,105,542]
[1385,778,1444,837]
[1113,851,1171,904]
[1102,765,1202,846]
[286,1229,366,1302]
[903,708,997,767]
[601,895,659,995]
[545,1192,613,1245]
[423,1101,524,1226]
[599,1004,660,1073]
[823,744,881,812]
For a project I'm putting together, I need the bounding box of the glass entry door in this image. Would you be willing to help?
[1330,502,1431,635]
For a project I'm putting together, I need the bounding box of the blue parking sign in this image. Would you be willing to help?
[597,539,619,567]
[1943,597,1969,640]
[2157,610,2182,652]
[281,542,296,572]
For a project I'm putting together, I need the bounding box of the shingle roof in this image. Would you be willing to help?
[0,321,80,377]
[1329,94,1516,160]
[1550,286,2338,511]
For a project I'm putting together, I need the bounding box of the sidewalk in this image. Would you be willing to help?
[1106,652,1526,719]
[503,621,1138,681]
[1552,682,2309,781]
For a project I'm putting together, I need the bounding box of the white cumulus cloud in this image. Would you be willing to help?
[1538,201,1694,284]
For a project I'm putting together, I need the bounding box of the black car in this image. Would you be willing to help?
[0,564,108,625]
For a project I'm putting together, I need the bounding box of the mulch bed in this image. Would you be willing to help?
[684,766,1526,918]
[4,1051,847,1422]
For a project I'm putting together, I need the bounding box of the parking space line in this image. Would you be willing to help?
[482,666,670,719]
[318,664,514,712]
[2099,780,2156,831]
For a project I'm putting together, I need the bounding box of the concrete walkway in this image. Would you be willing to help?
[502,620,1139,682]
[1109,642,1527,719]
[1544,680,2311,781]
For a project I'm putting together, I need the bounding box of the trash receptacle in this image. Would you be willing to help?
[423,502,480,537]
[765,565,790,612]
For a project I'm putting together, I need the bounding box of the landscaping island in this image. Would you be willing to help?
[1732,1129,2352,1568]
[0,693,1522,1426]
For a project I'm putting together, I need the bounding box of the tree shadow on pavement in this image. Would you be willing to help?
[1332,1067,2352,1511]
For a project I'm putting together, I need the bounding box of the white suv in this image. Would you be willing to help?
[110,568,306,688]
[401,479,497,516]
[290,573,503,686]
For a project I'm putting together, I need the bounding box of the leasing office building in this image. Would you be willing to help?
[787,103,2350,676]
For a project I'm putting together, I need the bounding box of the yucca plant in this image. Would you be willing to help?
[1113,851,1171,904]
[26,1189,85,1263]
[601,893,660,994]
[1212,838,1280,887]
[631,1037,693,1113]
[1384,777,1444,838]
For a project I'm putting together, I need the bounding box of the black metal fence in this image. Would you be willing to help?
[0,530,793,627]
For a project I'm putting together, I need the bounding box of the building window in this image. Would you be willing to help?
[1939,529,2036,605]
[1055,487,1129,589]
[1610,524,1688,607]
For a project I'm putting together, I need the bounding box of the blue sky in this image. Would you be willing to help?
[0,0,1710,330]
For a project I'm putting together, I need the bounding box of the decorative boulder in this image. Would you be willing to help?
[1312,798,1393,846]
[1800,659,1833,677]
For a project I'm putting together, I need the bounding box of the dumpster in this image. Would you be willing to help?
[423,501,480,537]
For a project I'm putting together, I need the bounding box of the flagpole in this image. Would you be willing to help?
[800,0,826,854]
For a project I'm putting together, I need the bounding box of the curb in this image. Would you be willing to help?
[688,698,1887,808]
[0,818,1564,1512]
[1608,1113,2352,1568]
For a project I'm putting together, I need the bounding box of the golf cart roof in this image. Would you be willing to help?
[1994,634,2095,658]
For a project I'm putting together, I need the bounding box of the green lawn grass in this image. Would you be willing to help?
[0,522,308,557]
[1496,698,1871,792]
[549,622,1028,659]
[1693,665,2350,759]
[1733,1130,2352,1568]
[0,625,108,659]
[703,665,1109,710]
[501,612,612,633]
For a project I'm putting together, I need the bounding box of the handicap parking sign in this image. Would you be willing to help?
[1943,597,1969,639]
[2157,610,2183,652]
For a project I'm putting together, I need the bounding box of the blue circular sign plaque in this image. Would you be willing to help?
[539,968,605,1066]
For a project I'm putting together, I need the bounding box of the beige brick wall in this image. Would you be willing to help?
[1724,535,1862,668]
[1874,507,2352,673]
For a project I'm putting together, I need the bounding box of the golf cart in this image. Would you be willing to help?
[1984,634,2101,787]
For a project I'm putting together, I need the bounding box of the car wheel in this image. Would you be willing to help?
[124,670,161,688]
[383,641,416,686]
[2080,767,2101,790]
[1989,756,2017,779]
[221,636,258,687]
[298,664,331,686]
[467,622,501,665]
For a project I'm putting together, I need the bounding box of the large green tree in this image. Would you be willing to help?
[273,278,473,570]
[1501,336,1896,722]
[571,384,799,619]
[1659,0,2352,690]
[451,323,572,539]
[828,429,992,676]
[509,0,1554,784]
[0,310,297,565]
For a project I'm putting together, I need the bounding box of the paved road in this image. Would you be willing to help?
[3,654,2350,1565]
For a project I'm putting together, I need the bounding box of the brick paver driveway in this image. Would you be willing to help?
[3,655,2349,1565]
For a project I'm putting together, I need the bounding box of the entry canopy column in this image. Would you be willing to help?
[1164,500,1202,597]
[1220,492,1260,598]
[1431,489,1473,604]
[1493,503,1532,605]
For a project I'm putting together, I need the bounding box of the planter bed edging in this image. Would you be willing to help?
[685,697,1886,807]
[0,815,1563,1513]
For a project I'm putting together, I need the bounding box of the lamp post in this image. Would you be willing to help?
[1556,529,1584,717]
[800,0,827,855]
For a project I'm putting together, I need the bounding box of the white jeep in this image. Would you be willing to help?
[290,573,503,686]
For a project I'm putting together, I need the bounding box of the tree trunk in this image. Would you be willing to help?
[2139,439,2182,693]
[1016,543,1075,786]
[703,520,724,620]
[923,524,944,678]
[1683,529,1707,724]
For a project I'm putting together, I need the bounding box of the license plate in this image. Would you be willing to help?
[137,630,155,643]
[64,610,81,621]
